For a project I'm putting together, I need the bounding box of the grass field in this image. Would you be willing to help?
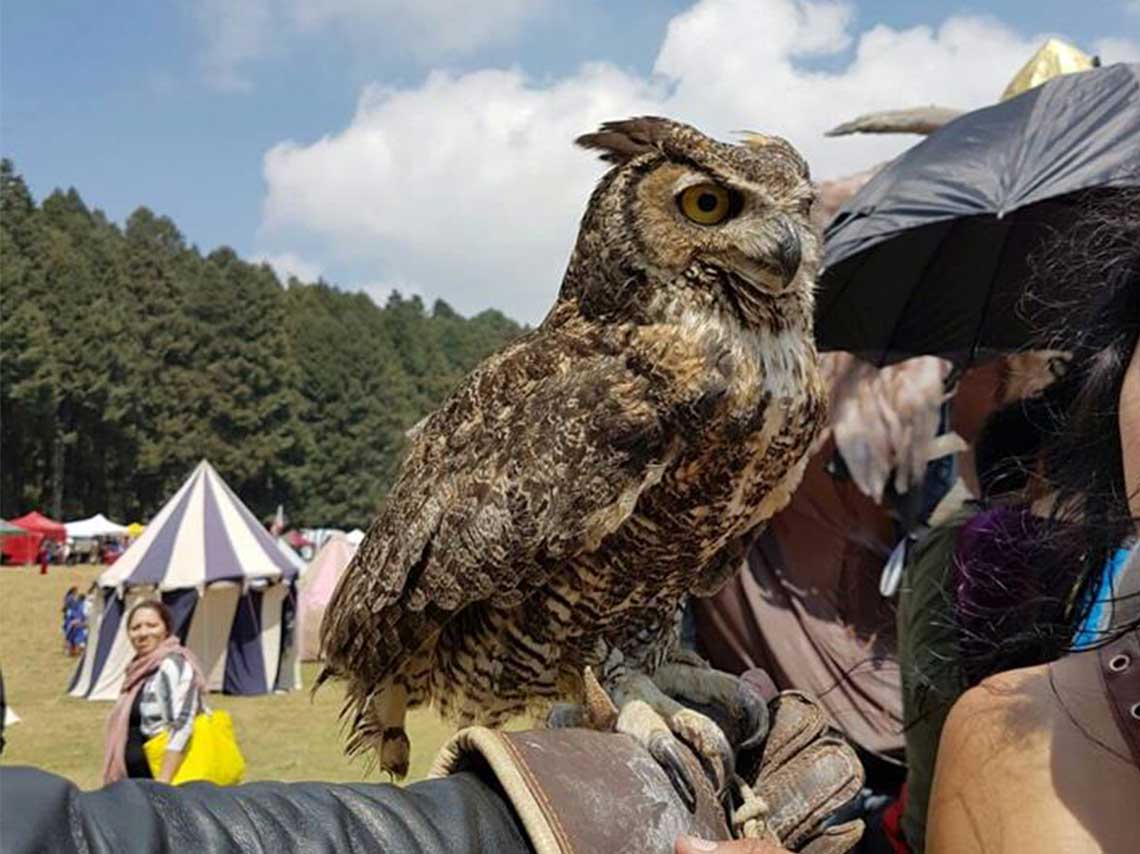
[0,564,478,789]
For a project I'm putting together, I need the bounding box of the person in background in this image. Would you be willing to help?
[60,586,78,651]
[893,389,1063,851]
[102,600,206,784]
[64,592,88,657]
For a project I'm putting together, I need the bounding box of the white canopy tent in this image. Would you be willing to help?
[64,513,129,538]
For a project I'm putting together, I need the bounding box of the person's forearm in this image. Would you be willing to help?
[2,766,532,854]
[158,749,185,783]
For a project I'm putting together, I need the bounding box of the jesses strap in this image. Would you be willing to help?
[1098,628,1140,769]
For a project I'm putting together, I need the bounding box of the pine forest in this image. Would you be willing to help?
[0,159,524,529]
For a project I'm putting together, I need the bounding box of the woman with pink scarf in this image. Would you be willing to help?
[102,600,207,785]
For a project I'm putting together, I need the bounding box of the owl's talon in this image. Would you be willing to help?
[648,731,698,813]
[736,681,771,750]
[583,665,620,730]
[671,707,734,798]
[688,746,732,804]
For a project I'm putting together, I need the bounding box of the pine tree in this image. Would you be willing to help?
[115,208,199,514]
[182,250,307,517]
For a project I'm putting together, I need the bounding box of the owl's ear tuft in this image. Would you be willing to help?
[739,130,811,179]
[575,116,679,164]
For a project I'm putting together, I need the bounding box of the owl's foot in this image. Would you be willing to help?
[611,672,735,813]
[652,662,770,750]
[543,668,723,811]
[614,697,706,811]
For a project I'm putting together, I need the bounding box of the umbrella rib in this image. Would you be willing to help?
[964,214,1015,365]
[874,221,954,366]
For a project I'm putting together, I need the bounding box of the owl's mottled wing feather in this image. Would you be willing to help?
[320,320,675,689]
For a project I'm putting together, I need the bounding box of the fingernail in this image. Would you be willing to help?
[681,837,720,852]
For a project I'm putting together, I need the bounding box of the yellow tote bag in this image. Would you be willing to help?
[143,708,246,786]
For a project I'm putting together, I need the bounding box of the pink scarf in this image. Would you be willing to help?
[102,636,207,785]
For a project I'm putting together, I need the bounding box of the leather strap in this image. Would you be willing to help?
[1098,628,1140,769]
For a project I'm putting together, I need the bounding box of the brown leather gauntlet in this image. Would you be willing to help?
[429,726,729,854]
[428,685,863,854]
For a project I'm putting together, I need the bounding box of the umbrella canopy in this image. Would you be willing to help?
[816,62,1140,366]
[126,522,145,538]
[100,460,298,591]
[65,513,129,538]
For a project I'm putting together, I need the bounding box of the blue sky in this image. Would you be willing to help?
[3,1,1138,322]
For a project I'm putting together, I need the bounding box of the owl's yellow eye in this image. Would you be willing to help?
[678,183,734,225]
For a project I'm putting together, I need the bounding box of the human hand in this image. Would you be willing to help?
[157,748,185,784]
[676,835,789,853]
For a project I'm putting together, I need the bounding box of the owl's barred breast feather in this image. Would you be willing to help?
[318,116,827,773]
[319,308,677,689]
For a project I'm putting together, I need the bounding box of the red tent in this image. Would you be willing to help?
[2,511,67,565]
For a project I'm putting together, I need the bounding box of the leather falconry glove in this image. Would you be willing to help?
[661,667,865,853]
[730,680,865,853]
[427,668,864,854]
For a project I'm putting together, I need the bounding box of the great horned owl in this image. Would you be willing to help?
[320,117,826,795]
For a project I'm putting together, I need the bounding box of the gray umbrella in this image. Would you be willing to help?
[815,62,1140,366]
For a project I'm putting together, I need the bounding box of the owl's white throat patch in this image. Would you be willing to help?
[652,288,812,405]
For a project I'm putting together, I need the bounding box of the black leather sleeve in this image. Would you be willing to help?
[0,766,534,854]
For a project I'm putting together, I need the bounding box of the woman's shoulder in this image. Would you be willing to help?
[936,665,1053,770]
[929,657,1140,852]
[157,650,191,675]
[941,656,1134,776]
[926,667,1051,852]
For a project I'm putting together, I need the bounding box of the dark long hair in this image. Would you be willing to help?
[992,190,1140,666]
[1038,194,1140,566]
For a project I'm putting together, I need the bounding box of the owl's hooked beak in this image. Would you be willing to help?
[770,214,802,288]
[720,214,804,295]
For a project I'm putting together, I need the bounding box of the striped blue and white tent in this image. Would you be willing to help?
[70,460,301,700]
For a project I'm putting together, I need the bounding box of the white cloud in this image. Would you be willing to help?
[193,0,273,92]
[259,0,1138,323]
[262,63,663,319]
[252,251,323,285]
[190,0,546,90]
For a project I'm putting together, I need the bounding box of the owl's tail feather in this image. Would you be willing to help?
[346,682,410,778]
